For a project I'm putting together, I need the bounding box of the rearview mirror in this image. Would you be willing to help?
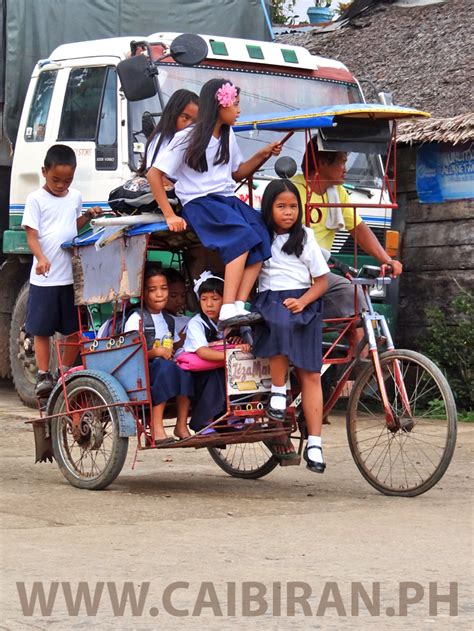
[274,156,297,179]
[117,34,208,102]
[142,111,156,139]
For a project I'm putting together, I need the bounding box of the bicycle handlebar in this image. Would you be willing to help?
[328,257,394,284]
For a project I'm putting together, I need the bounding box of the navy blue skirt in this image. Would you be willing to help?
[149,358,194,405]
[182,194,271,265]
[189,368,226,431]
[252,289,323,372]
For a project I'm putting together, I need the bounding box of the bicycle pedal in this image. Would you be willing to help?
[279,455,301,467]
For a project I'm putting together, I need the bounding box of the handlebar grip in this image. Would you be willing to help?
[328,256,357,277]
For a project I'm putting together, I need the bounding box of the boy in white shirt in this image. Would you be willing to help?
[22,144,101,397]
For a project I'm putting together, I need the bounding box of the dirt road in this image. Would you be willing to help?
[0,380,472,630]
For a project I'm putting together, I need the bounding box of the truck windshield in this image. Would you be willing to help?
[128,65,382,188]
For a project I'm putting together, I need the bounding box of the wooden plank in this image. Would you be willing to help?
[405,199,474,223]
[402,245,474,271]
[403,220,474,247]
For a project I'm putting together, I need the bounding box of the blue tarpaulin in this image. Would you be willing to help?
[416,142,474,203]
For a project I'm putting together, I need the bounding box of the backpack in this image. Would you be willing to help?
[98,308,175,350]
[107,138,179,215]
[108,176,159,214]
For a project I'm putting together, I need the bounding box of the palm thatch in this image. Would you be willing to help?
[276,0,473,118]
[397,113,474,145]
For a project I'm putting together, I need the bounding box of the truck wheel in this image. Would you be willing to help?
[9,282,58,407]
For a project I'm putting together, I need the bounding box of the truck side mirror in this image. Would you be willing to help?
[117,55,156,102]
[274,156,297,179]
[168,33,208,67]
[142,111,156,139]
[117,34,208,102]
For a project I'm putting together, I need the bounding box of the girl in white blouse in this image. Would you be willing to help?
[252,179,329,473]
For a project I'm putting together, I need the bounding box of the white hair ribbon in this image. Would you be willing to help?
[193,270,224,297]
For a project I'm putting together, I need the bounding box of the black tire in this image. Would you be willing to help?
[347,349,457,497]
[9,281,59,407]
[51,375,128,490]
[208,442,279,479]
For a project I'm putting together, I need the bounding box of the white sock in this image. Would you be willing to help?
[307,435,324,464]
[219,303,237,321]
[235,300,249,315]
[270,384,287,410]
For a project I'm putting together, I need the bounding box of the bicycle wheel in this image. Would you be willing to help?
[208,442,279,479]
[347,349,457,497]
[51,375,129,490]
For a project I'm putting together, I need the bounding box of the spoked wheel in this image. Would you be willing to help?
[51,376,129,490]
[347,349,457,497]
[208,441,279,479]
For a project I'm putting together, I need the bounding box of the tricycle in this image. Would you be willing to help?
[30,104,457,496]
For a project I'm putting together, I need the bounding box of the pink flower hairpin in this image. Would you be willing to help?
[216,83,238,108]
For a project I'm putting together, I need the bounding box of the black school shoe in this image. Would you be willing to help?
[217,311,263,331]
[266,392,287,422]
[35,371,54,398]
[303,444,326,474]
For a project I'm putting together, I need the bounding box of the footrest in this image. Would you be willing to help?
[279,455,301,467]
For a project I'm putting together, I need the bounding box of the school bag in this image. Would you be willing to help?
[107,138,178,215]
[98,307,175,350]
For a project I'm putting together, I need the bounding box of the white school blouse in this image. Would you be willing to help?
[153,126,243,206]
[145,134,171,170]
[183,314,223,352]
[258,227,330,292]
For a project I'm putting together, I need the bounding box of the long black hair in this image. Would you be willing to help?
[184,78,240,173]
[138,89,199,175]
[197,276,224,343]
[261,179,306,258]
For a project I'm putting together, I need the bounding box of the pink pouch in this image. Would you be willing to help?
[176,344,235,372]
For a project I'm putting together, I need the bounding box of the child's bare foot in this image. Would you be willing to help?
[174,429,192,440]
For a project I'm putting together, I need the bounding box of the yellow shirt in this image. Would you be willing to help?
[292,173,362,251]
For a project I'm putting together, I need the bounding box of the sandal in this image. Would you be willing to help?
[303,444,326,473]
[154,436,176,446]
[265,434,298,461]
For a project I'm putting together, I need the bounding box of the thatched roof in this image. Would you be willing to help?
[276,0,473,118]
[397,113,474,145]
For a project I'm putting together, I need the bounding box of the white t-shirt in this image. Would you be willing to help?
[183,314,223,352]
[153,126,243,205]
[258,226,329,292]
[21,187,82,286]
[145,134,171,170]
[124,310,180,344]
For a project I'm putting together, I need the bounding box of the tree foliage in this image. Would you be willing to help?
[270,0,297,25]
[419,287,474,411]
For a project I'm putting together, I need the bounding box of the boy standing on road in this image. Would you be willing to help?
[21,144,101,397]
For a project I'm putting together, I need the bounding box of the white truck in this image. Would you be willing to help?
[1,25,391,405]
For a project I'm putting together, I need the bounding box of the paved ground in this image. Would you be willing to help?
[0,379,472,630]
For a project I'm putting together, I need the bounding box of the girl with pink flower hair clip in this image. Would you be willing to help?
[148,78,282,329]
